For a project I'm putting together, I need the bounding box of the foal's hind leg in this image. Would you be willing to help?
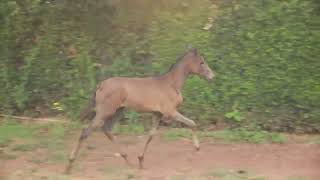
[65,117,101,174]
[138,113,161,169]
[101,108,131,165]
[65,110,114,174]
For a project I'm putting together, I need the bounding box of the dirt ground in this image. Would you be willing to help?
[1,131,320,180]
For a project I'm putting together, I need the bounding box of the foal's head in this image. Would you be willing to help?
[184,48,215,80]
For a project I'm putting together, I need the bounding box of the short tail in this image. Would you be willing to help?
[79,91,96,122]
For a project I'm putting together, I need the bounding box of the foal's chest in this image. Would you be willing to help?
[176,91,183,105]
[166,89,183,107]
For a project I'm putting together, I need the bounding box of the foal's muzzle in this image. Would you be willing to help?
[204,65,215,81]
[206,70,215,80]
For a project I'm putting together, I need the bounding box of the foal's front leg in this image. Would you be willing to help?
[173,111,200,150]
[138,114,161,169]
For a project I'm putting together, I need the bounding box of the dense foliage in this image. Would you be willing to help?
[209,0,320,132]
[0,0,319,132]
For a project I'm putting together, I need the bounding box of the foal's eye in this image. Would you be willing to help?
[200,62,204,65]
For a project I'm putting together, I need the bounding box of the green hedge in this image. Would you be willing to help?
[209,0,320,132]
[0,0,319,132]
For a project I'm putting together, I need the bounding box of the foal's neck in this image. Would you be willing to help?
[163,61,190,93]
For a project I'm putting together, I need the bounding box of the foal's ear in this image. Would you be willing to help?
[191,48,198,55]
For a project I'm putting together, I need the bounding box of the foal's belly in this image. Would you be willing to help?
[123,89,180,115]
[123,91,163,112]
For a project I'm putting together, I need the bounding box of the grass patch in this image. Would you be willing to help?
[33,123,67,140]
[28,156,47,164]
[311,139,320,144]
[11,143,38,152]
[0,151,17,160]
[203,129,286,143]
[0,138,10,147]
[169,168,266,180]
[0,120,36,146]
[170,175,188,180]
[126,173,135,180]
[201,129,286,143]
[163,128,191,141]
[113,123,145,135]
[170,175,208,180]
[34,122,76,152]
[206,168,266,180]
[162,128,286,143]
[287,176,309,180]
[0,119,73,165]
[48,152,67,163]
[48,124,67,139]
[47,175,70,180]
[100,165,138,180]
[305,136,320,145]
[101,165,120,175]
[27,148,67,165]
[0,119,72,147]
[36,173,70,180]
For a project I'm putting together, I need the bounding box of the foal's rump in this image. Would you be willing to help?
[78,77,124,122]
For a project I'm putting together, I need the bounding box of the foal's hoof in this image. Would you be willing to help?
[195,146,200,151]
[64,167,72,175]
[64,162,74,175]
[138,155,144,169]
[125,160,134,168]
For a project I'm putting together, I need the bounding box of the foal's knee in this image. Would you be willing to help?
[102,119,115,133]
[186,121,197,129]
[79,128,91,140]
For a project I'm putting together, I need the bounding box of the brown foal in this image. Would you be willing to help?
[65,48,215,173]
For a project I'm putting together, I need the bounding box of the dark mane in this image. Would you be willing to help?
[166,50,191,72]
[151,48,195,79]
